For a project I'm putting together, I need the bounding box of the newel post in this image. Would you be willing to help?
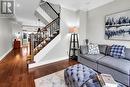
[30,33,35,60]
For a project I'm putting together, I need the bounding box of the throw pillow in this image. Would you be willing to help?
[88,43,100,54]
[110,45,126,58]
[105,46,111,56]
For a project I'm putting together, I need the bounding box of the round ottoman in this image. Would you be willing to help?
[64,64,97,87]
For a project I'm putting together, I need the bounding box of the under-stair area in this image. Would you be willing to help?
[27,1,61,65]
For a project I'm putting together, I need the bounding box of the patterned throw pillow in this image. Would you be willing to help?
[88,43,100,54]
[110,45,126,58]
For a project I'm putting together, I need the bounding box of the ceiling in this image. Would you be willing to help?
[45,0,115,11]
[15,0,44,26]
[15,0,115,27]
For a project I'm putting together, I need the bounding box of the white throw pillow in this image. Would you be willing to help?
[88,43,100,54]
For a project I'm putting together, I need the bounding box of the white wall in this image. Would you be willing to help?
[40,8,79,61]
[12,22,22,41]
[0,18,13,60]
[78,10,87,45]
[87,0,130,47]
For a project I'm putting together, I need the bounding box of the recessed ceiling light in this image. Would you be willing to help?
[16,4,20,7]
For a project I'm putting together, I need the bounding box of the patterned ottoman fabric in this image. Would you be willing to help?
[64,64,97,87]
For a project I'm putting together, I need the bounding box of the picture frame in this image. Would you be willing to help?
[105,9,130,41]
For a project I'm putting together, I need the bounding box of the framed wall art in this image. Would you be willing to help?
[105,9,130,41]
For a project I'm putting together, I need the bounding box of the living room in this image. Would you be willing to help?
[0,0,130,87]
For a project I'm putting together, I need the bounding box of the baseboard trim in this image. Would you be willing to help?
[0,47,13,61]
[29,57,68,69]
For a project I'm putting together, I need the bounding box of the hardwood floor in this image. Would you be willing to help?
[0,47,34,87]
[29,59,78,79]
[0,47,78,87]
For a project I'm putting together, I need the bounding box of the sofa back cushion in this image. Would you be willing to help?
[125,48,130,60]
[105,46,111,56]
[98,45,107,54]
[80,45,88,54]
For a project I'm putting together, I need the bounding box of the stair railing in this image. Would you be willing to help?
[28,17,60,63]
[46,2,59,16]
[40,0,60,16]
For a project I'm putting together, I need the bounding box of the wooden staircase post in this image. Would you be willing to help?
[27,33,35,63]
[30,34,35,58]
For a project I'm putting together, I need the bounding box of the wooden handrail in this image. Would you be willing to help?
[46,2,59,16]
[43,17,59,29]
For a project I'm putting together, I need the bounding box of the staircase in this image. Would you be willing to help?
[27,1,61,64]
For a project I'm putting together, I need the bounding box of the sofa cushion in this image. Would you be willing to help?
[110,45,126,58]
[98,56,130,75]
[80,45,88,54]
[105,46,111,56]
[125,48,130,60]
[98,45,107,54]
[88,43,100,54]
[80,54,105,62]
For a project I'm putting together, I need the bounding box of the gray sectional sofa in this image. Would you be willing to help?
[78,45,130,86]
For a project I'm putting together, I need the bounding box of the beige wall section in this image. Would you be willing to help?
[0,18,22,60]
[78,10,87,45]
[12,22,22,42]
[87,0,130,47]
[0,18,13,60]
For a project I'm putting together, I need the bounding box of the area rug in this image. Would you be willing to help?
[35,70,67,87]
